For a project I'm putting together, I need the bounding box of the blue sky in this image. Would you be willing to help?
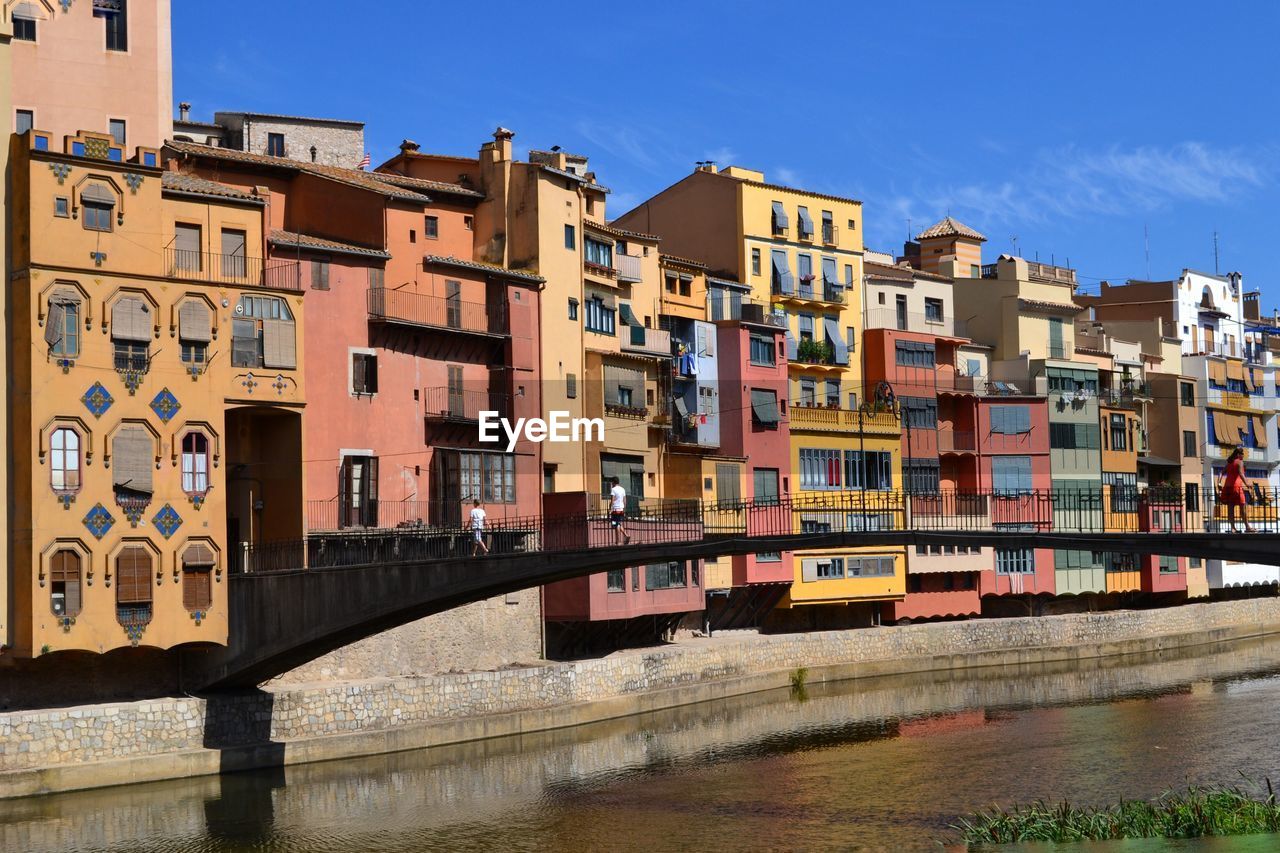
[175,1,1279,303]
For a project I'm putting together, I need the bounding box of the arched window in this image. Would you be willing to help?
[50,428,81,494]
[81,183,116,232]
[178,299,212,369]
[115,545,153,627]
[182,542,216,613]
[50,550,82,617]
[46,289,82,358]
[181,432,209,495]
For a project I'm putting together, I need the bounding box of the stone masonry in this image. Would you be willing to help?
[3,598,1280,789]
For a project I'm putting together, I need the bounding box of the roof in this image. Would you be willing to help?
[161,171,262,203]
[173,120,224,131]
[539,164,610,194]
[422,254,544,284]
[659,253,707,270]
[916,216,987,242]
[269,230,390,260]
[587,220,658,242]
[215,111,364,128]
[702,168,861,206]
[368,171,484,200]
[1018,297,1084,315]
[164,140,434,205]
[1073,346,1113,358]
[864,260,914,281]
[396,150,480,165]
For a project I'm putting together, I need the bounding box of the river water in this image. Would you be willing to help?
[5,637,1280,852]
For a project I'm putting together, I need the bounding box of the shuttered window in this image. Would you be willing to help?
[352,353,378,395]
[181,543,216,613]
[566,373,577,399]
[310,257,330,290]
[111,296,152,343]
[753,467,780,506]
[750,389,780,428]
[604,365,645,407]
[262,318,296,369]
[220,229,247,279]
[178,299,212,343]
[990,405,1031,434]
[112,427,153,494]
[47,289,82,357]
[115,546,153,605]
[174,223,202,272]
[50,550,82,617]
[716,463,741,507]
[991,456,1033,495]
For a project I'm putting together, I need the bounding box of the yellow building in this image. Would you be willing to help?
[616,165,906,619]
[7,128,306,658]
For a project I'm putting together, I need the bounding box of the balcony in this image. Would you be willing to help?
[166,248,302,291]
[1207,387,1263,413]
[864,307,968,338]
[821,224,839,246]
[621,323,672,357]
[793,338,841,366]
[583,259,619,284]
[1025,261,1076,285]
[422,386,512,423]
[775,278,846,305]
[936,372,987,396]
[708,295,787,328]
[1101,383,1153,409]
[616,254,643,283]
[789,404,899,435]
[368,287,507,337]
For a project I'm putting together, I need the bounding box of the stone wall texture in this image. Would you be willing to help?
[274,591,542,684]
[3,597,1280,790]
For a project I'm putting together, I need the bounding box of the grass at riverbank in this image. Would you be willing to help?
[953,782,1280,845]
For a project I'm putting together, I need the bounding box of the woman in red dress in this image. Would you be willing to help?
[1218,447,1255,533]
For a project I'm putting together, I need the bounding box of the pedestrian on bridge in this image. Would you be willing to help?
[609,477,631,545]
[469,499,490,556]
[1218,447,1255,534]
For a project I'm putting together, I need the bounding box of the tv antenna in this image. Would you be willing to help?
[1010,235,1020,257]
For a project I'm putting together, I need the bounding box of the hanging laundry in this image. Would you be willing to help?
[699,413,707,425]
[680,352,697,375]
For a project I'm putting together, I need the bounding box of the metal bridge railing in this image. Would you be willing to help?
[236,485,1280,574]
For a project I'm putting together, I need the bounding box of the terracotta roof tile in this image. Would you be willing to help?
[864,260,914,280]
[1018,297,1083,314]
[705,169,861,206]
[916,216,986,242]
[587,220,658,242]
[368,171,484,199]
[269,230,390,259]
[659,253,707,270]
[161,171,261,203]
[423,254,544,284]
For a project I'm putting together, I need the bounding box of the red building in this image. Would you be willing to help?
[165,141,545,535]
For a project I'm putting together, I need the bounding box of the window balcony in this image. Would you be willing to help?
[616,254,643,283]
[368,287,508,338]
[583,259,619,284]
[937,429,978,454]
[422,386,512,423]
[166,248,302,291]
[936,372,987,396]
[864,307,967,338]
[621,323,671,357]
[789,404,899,435]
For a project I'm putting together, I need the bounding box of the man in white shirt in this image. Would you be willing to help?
[608,477,630,545]
[469,499,489,556]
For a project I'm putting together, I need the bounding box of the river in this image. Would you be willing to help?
[5,636,1280,851]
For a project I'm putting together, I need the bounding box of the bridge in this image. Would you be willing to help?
[182,487,1280,690]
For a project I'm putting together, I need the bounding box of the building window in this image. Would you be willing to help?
[112,426,154,502]
[566,373,577,399]
[749,333,775,366]
[1185,482,1200,513]
[564,224,576,250]
[46,290,82,357]
[848,557,896,578]
[369,267,384,289]
[645,561,687,591]
[339,455,379,527]
[825,379,840,407]
[55,196,69,217]
[584,296,615,335]
[110,295,151,370]
[1047,368,1098,394]
[771,201,789,235]
[607,569,625,592]
[585,236,613,268]
[798,377,816,405]
[232,295,295,369]
[1104,472,1138,513]
[50,428,82,494]
[924,298,944,322]
[82,200,114,232]
[904,460,941,493]
[13,12,35,41]
[220,228,246,278]
[424,215,438,239]
[109,119,126,146]
[1183,430,1197,458]
[310,257,330,290]
[568,297,579,321]
[901,396,937,429]
[96,0,128,51]
[115,545,153,629]
[843,450,893,491]
[50,550,82,617]
[463,216,473,230]
[16,109,34,135]
[750,389,780,430]
[990,405,1031,434]
[753,467,780,505]
[352,352,378,395]
[456,451,516,503]
[799,448,843,490]
[1110,413,1127,451]
[178,300,211,370]
[1181,382,1195,407]
[751,248,761,276]
[181,432,209,496]
[895,341,936,367]
[182,543,215,613]
[996,548,1035,574]
[821,211,835,244]
[1050,422,1100,449]
[991,456,1033,495]
[267,132,285,157]
[173,222,202,271]
[1159,555,1179,574]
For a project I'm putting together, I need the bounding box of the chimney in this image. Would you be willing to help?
[399,139,420,154]
[492,126,514,162]
[179,102,191,122]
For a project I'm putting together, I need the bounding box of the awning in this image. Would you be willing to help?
[13,2,46,20]
[1209,360,1228,385]
[750,389,780,425]
[771,201,789,230]
[1253,415,1268,448]
[618,303,641,326]
[797,207,815,236]
[1227,360,1245,382]
[821,257,840,287]
[824,316,848,365]
[1138,455,1179,467]
[771,250,794,294]
[673,396,690,418]
[81,183,116,205]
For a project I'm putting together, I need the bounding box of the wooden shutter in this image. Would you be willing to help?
[1254,416,1269,448]
[352,354,367,394]
[116,547,153,604]
[44,302,66,349]
[112,428,154,493]
[262,318,297,369]
[111,297,151,342]
[178,300,212,342]
[566,373,577,399]
[182,545,214,612]
[1226,360,1245,382]
[51,551,82,616]
[716,463,740,505]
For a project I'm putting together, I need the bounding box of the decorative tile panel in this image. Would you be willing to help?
[123,173,144,193]
[150,388,180,423]
[49,163,72,184]
[81,382,114,418]
[83,503,115,539]
[152,504,182,539]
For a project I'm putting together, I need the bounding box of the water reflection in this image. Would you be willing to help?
[5,637,1280,851]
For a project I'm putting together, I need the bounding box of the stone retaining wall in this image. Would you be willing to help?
[3,597,1280,797]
